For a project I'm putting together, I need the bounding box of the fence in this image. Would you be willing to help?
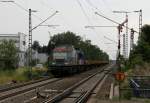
[121,76,150,99]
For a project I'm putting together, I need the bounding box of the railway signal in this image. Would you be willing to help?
[115,72,125,82]
[130,28,135,50]
[113,11,131,59]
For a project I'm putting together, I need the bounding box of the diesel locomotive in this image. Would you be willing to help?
[48,45,108,76]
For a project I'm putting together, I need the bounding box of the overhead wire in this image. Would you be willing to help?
[86,0,139,34]
[12,1,51,25]
[76,0,106,45]
[81,0,118,47]
[85,0,105,15]
[104,36,117,44]
[76,0,118,53]
[37,0,76,35]
[95,12,139,34]
[32,11,58,31]
[38,0,65,33]
[83,0,124,57]
[76,0,92,24]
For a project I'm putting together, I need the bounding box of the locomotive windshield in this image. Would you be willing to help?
[53,52,67,59]
[53,46,70,59]
[51,45,76,65]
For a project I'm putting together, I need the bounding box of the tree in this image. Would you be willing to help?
[47,40,55,55]
[137,25,150,62]
[47,31,109,61]
[32,41,41,51]
[129,25,150,66]
[0,40,18,69]
[51,31,81,47]
[32,41,48,53]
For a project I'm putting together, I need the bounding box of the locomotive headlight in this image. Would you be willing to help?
[52,62,56,65]
[64,62,69,65]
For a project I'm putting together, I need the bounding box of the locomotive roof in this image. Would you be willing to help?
[53,45,74,52]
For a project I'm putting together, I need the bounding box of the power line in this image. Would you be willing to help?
[85,25,117,28]
[13,2,28,12]
[77,0,118,50]
[85,0,122,27]
[104,36,117,44]
[76,0,92,24]
[85,0,104,15]
[32,11,58,31]
[11,1,51,24]
[76,0,100,37]
[38,0,71,33]
[95,12,139,34]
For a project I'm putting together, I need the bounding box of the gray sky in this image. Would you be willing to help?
[0,0,149,59]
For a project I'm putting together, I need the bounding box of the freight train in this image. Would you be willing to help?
[48,45,108,76]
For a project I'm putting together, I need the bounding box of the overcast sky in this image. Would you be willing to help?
[0,0,149,59]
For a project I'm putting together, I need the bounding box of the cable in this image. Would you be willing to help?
[76,0,116,48]
[104,36,117,44]
[76,0,105,43]
[85,0,104,15]
[85,0,124,27]
[32,11,58,31]
[95,12,139,34]
[12,1,51,24]
[76,0,92,24]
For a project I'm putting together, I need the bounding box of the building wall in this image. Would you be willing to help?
[0,33,26,67]
[37,53,48,64]
[25,49,48,65]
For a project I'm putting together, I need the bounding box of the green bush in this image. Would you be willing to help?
[121,90,132,100]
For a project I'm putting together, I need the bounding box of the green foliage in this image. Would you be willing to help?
[47,31,109,61]
[32,41,40,51]
[0,40,18,69]
[0,67,49,84]
[121,90,132,100]
[129,25,150,67]
[32,41,47,53]
[51,31,81,47]
[0,68,29,84]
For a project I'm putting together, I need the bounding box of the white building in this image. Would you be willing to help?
[31,50,48,64]
[26,49,48,66]
[0,32,26,67]
[37,53,48,64]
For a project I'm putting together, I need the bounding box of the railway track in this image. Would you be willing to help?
[0,77,51,93]
[32,64,114,103]
[0,64,112,103]
[0,78,62,102]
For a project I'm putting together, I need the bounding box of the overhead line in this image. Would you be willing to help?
[76,0,106,45]
[32,11,58,31]
[104,36,117,44]
[85,26,117,28]
[76,0,97,34]
[76,0,92,24]
[12,2,51,24]
[95,12,120,25]
[95,12,139,33]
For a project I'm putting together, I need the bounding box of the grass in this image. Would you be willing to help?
[0,67,49,84]
[119,63,150,100]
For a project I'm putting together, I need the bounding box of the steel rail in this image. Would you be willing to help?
[0,78,62,100]
[43,64,113,103]
[75,70,112,103]
[0,77,50,92]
